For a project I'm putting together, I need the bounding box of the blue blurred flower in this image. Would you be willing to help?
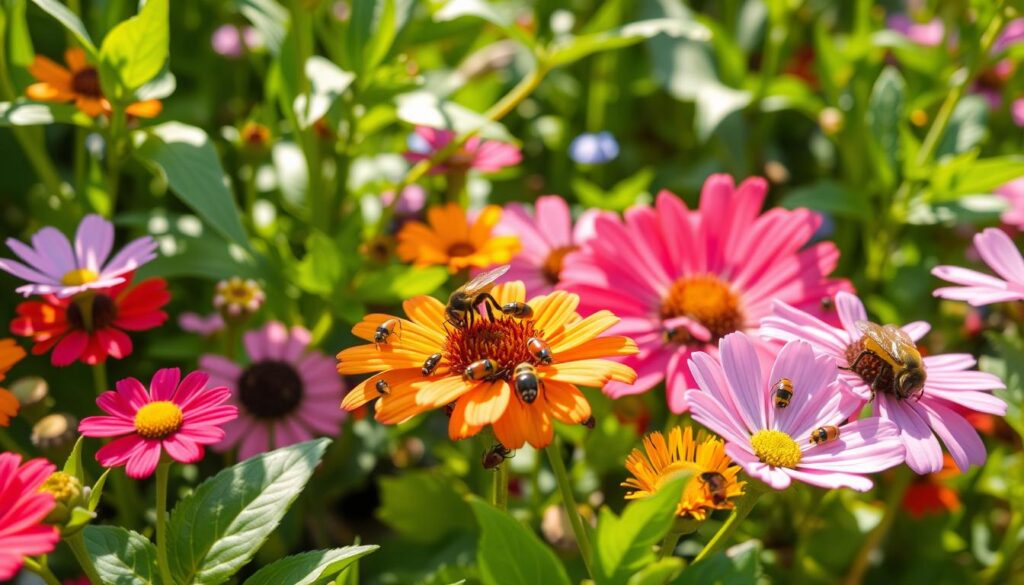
[569,131,619,165]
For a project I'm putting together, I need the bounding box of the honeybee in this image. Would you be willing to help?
[772,378,794,408]
[527,337,553,365]
[850,320,927,400]
[375,379,390,396]
[421,353,443,376]
[501,301,533,319]
[374,319,401,347]
[513,362,541,404]
[464,358,500,381]
[820,296,835,311]
[582,415,595,429]
[482,443,513,470]
[445,265,510,328]
[809,425,840,445]
[698,471,728,505]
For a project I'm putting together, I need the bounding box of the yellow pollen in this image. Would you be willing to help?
[660,275,744,340]
[39,471,82,503]
[134,401,183,439]
[750,429,802,468]
[62,268,99,286]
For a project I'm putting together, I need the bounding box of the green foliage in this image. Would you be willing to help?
[469,498,571,585]
[84,525,161,585]
[98,0,169,99]
[243,545,379,585]
[29,0,95,53]
[377,470,476,544]
[674,541,762,585]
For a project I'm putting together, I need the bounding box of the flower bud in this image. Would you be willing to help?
[39,472,84,525]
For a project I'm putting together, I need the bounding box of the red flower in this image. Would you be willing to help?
[902,454,962,519]
[10,273,169,366]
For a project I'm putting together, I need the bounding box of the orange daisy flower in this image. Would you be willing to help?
[26,48,162,118]
[0,338,27,426]
[338,281,637,448]
[396,203,520,273]
[623,426,744,521]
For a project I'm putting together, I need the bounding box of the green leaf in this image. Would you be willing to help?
[242,546,380,585]
[906,195,1009,226]
[936,95,988,158]
[29,0,96,54]
[296,231,343,295]
[83,525,159,585]
[0,100,92,126]
[469,498,571,585]
[348,0,410,80]
[574,168,655,212]
[673,541,762,584]
[353,265,448,302]
[294,56,355,128]
[167,439,331,585]
[133,122,250,249]
[377,471,475,544]
[434,0,534,48]
[627,558,684,585]
[88,470,110,512]
[867,66,905,182]
[98,0,169,97]
[6,0,35,68]
[942,156,1024,197]
[780,180,867,219]
[548,18,709,68]
[236,0,288,54]
[595,474,689,585]
[63,437,86,482]
[982,333,1024,437]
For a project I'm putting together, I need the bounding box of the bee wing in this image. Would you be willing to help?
[459,264,511,295]
[882,324,922,365]
[855,320,905,365]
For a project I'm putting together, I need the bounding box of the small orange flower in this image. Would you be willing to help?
[903,454,962,518]
[396,203,520,273]
[0,338,27,426]
[338,281,637,448]
[623,426,744,521]
[26,48,162,118]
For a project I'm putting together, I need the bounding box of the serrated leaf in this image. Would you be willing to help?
[98,0,169,96]
[83,525,159,585]
[29,0,96,53]
[167,439,330,585]
[243,546,378,585]
[469,498,571,585]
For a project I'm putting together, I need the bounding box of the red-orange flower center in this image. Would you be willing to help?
[71,68,102,98]
[660,275,744,341]
[444,316,540,381]
[447,242,476,258]
[543,245,577,285]
[66,294,117,332]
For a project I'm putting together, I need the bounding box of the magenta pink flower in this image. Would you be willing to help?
[761,291,1006,474]
[997,178,1024,229]
[178,312,225,337]
[495,195,601,295]
[0,453,59,580]
[932,228,1024,305]
[404,126,522,174]
[558,174,851,413]
[886,14,946,47]
[200,322,346,461]
[79,368,237,479]
[685,333,904,491]
[0,214,157,298]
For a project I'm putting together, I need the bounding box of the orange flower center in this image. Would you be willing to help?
[134,401,183,439]
[71,68,103,98]
[660,275,744,342]
[542,245,577,284]
[241,122,270,146]
[444,316,539,381]
[447,242,476,258]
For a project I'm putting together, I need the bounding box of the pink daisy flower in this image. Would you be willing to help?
[0,214,157,298]
[761,291,1006,474]
[685,333,905,491]
[0,453,60,580]
[178,312,226,337]
[79,368,237,479]
[199,322,346,461]
[558,173,851,413]
[932,228,1024,306]
[495,195,601,295]
[886,14,946,47]
[404,126,522,174]
[997,178,1024,229]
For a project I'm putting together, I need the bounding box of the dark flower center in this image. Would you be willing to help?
[444,316,539,381]
[238,360,304,418]
[542,245,577,285]
[71,68,103,98]
[66,294,117,332]
[447,242,476,258]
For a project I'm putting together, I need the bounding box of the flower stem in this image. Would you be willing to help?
[23,557,61,585]
[155,460,175,585]
[491,457,509,511]
[544,439,594,579]
[66,531,104,585]
[659,531,683,560]
[842,467,912,585]
[693,479,769,564]
[91,360,108,395]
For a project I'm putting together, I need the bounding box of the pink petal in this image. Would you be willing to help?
[125,441,162,479]
[163,436,204,464]
[876,396,943,474]
[79,415,136,437]
[116,377,151,409]
[238,424,270,460]
[150,368,181,401]
[917,400,986,472]
[719,333,766,433]
[95,435,145,468]
[74,214,114,272]
[975,227,1024,283]
[835,291,867,340]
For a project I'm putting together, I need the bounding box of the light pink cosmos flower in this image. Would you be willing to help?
[495,195,601,295]
[79,368,237,479]
[685,333,905,491]
[404,126,522,174]
[996,178,1024,230]
[558,174,851,413]
[211,24,262,58]
[932,228,1024,305]
[178,312,225,337]
[886,14,946,46]
[0,453,60,580]
[200,322,346,461]
[0,214,157,298]
[761,291,1006,474]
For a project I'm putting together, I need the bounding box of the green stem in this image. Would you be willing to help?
[105,107,125,216]
[693,479,769,564]
[491,458,509,511]
[66,531,104,585]
[155,460,174,585]
[545,440,594,579]
[841,468,912,585]
[91,360,108,395]
[659,531,683,560]
[980,508,1024,585]
[22,557,61,585]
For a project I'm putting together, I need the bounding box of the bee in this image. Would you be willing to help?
[464,358,500,382]
[821,296,835,311]
[374,319,401,347]
[849,320,927,400]
[482,443,513,470]
[772,378,794,408]
[375,379,390,396]
[501,301,533,319]
[421,353,443,376]
[582,415,596,429]
[443,402,456,417]
[809,425,840,445]
[662,326,690,345]
[445,265,510,328]
[527,337,553,365]
[698,471,728,505]
[513,362,541,404]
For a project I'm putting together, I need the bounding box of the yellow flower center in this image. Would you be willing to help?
[446,242,477,258]
[39,471,82,504]
[750,429,802,468]
[61,268,99,286]
[660,275,744,342]
[542,245,578,284]
[134,401,183,439]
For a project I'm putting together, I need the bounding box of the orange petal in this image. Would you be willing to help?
[341,368,423,411]
[0,388,18,426]
[28,55,71,85]
[448,398,485,441]
[416,375,476,407]
[524,403,553,448]
[75,96,105,117]
[428,203,469,243]
[469,205,502,245]
[462,380,511,426]
[548,311,621,352]
[0,339,26,375]
[493,398,528,449]
[352,314,444,351]
[491,281,526,306]
[543,379,591,424]
[555,336,638,362]
[126,99,163,118]
[375,382,433,425]
[474,236,520,263]
[336,344,426,374]
[529,291,580,336]
[26,82,73,102]
[544,359,637,387]
[397,221,447,253]
[64,48,89,72]
[402,296,448,331]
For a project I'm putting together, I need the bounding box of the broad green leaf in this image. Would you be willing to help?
[943,156,1024,197]
[83,525,159,585]
[29,0,96,54]
[236,0,288,54]
[469,498,571,585]
[780,180,868,219]
[294,56,355,128]
[167,439,330,585]
[6,0,35,68]
[548,18,710,68]
[627,558,684,585]
[396,91,513,142]
[377,471,475,544]
[242,546,379,585]
[867,66,905,182]
[434,0,534,48]
[353,265,448,302]
[98,0,169,97]
[348,0,411,80]
[674,541,762,584]
[936,95,988,159]
[63,437,86,482]
[296,231,343,295]
[136,68,177,101]
[0,100,92,126]
[133,122,250,249]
